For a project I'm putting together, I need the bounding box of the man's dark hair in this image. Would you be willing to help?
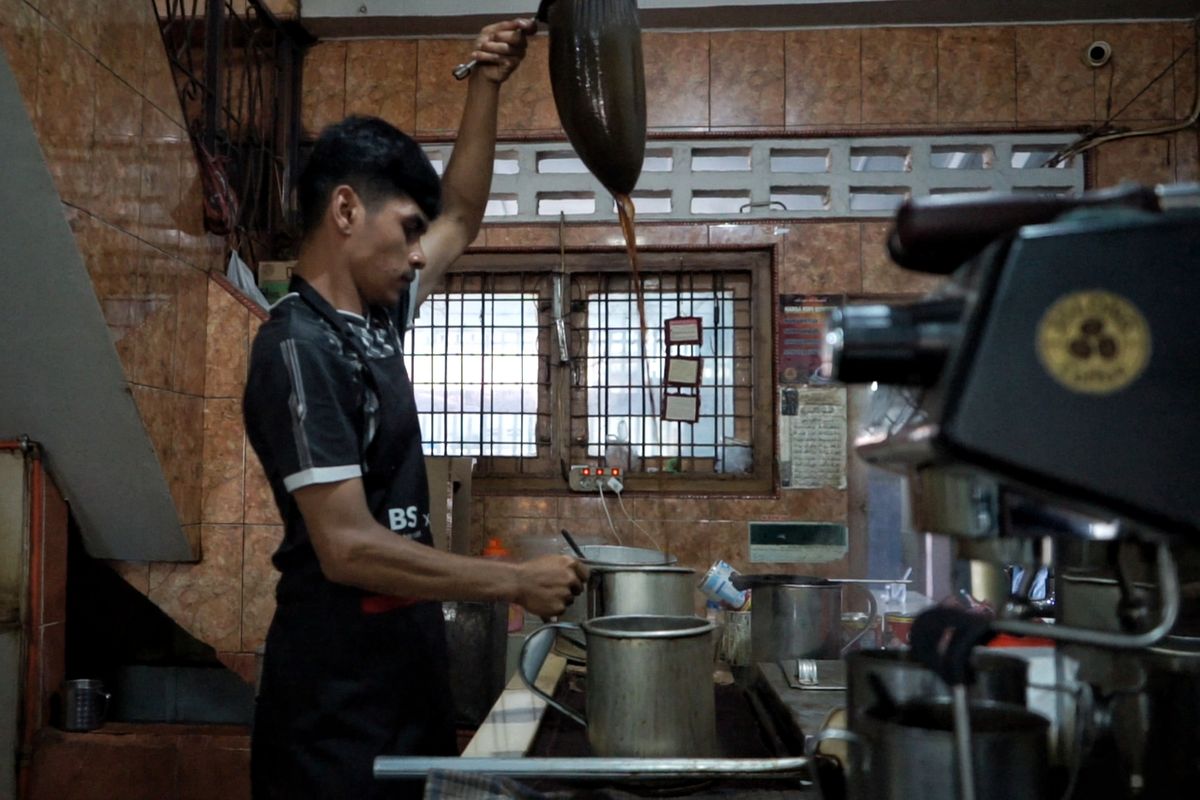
[297,115,441,238]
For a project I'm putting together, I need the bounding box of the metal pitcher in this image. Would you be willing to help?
[587,565,696,619]
[61,679,110,731]
[734,574,878,662]
[519,615,717,757]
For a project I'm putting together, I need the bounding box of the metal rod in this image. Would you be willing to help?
[951,684,977,800]
[374,756,812,781]
[453,59,476,80]
[991,541,1179,649]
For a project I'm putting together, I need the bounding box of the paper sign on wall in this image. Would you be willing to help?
[778,386,847,489]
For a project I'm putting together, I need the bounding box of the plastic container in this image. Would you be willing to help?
[483,538,525,632]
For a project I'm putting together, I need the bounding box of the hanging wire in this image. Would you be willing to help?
[1048,16,1199,167]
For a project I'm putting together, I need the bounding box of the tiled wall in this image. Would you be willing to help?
[4,6,1197,681]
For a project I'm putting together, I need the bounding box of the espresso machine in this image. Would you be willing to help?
[823,183,1200,799]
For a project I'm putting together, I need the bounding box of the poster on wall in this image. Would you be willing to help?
[778,294,839,385]
[778,385,847,489]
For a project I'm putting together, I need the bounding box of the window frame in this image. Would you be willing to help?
[422,245,777,495]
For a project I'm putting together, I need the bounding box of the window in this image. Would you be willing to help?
[405,249,774,493]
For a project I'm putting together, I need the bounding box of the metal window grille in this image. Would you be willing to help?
[575,272,754,473]
[405,260,763,483]
[405,272,551,458]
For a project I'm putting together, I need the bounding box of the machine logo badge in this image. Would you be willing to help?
[1036,290,1151,394]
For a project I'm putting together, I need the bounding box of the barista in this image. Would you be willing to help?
[243,18,587,799]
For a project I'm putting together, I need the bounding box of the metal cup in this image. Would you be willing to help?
[61,679,110,731]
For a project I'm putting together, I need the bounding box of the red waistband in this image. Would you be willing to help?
[360,594,423,614]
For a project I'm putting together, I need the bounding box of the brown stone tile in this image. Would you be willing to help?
[781,223,862,294]
[558,495,613,521]
[177,148,208,269]
[36,18,95,145]
[482,514,559,549]
[1175,21,1197,121]
[1177,129,1199,182]
[860,221,945,295]
[0,0,42,115]
[142,18,182,125]
[709,497,782,522]
[40,0,98,55]
[664,521,726,574]
[134,250,181,389]
[779,487,849,522]
[708,223,786,258]
[173,393,205,526]
[1016,24,1095,124]
[109,560,151,595]
[485,225,559,247]
[643,31,710,131]
[1093,134,1176,187]
[557,222,704,249]
[138,104,184,255]
[130,384,174,498]
[938,27,1016,124]
[173,266,208,395]
[345,39,417,133]
[640,224,710,246]
[415,38,469,136]
[710,31,785,129]
[243,449,280,526]
[149,524,244,652]
[785,29,862,128]
[97,0,146,89]
[73,213,138,368]
[206,279,250,399]
[177,734,252,800]
[241,524,280,652]
[43,139,96,209]
[485,495,557,519]
[1094,23,1177,122]
[861,28,938,125]
[631,496,713,521]
[202,399,245,525]
[497,37,559,135]
[92,133,143,234]
[302,41,346,136]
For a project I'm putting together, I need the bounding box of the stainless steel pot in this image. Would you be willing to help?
[560,545,679,626]
[587,565,697,618]
[845,648,1028,727]
[519,615,718,757]
[733,574,878,661]
[814,700,1050,800]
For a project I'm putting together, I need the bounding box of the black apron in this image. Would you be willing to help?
[251,279,455,800]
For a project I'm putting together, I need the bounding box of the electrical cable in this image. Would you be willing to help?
[615,489,662,552]
[596,483,623,545]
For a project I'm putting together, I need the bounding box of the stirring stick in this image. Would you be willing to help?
[560,529,587,560]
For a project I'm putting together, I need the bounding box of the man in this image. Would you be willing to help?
[243,18,587,799]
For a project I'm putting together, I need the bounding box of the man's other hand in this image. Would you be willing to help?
[472,18,537,84]
[513,554,588,618]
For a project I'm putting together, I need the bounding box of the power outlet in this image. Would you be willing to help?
[568,464,623,492]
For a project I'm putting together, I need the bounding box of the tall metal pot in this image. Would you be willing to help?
[519,615,718,757]
[733,574,878,661]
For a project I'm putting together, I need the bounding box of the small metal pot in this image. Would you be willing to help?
[845,648,1028,727]
[815,700,1050,800]
[587,565,697,618]
[733,574,878,661]
[519,615,718,757]
[560,545,680,626]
